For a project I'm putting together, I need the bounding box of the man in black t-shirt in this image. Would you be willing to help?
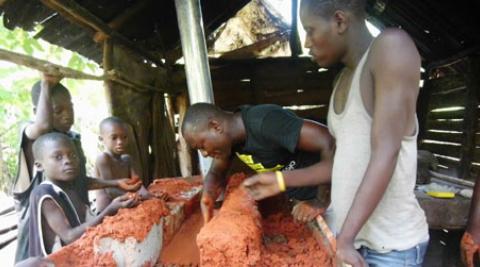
[181,103,334,223]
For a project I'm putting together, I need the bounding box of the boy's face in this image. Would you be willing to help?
[184,122,232,159]
[300,7,345,67]
[36,139,79,182]
[100,123,129,155]
[52,93,74,133]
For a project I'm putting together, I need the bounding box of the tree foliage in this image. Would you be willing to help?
[0,18,104,193]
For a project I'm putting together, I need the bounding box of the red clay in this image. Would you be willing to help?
[148,177,202,202]
[197,173,263,267]
[261,213,333,266]
[159,210,203,266]
[48,194,168,266]
[196,172,334,267]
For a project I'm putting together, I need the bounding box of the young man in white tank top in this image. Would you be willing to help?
[243,0,429,266]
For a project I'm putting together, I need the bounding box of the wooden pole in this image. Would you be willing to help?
[459,55,480,179]
[103,38,114,114]
[289,0,302,57]
[0,48,103,80]
[176,92,193,177]
[165,94,176,131]
[0,47,164,93]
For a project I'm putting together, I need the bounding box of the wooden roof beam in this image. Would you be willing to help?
[40,0,165,68]
[93,0,152,43]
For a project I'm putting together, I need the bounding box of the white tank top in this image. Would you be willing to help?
[327,46,429,252]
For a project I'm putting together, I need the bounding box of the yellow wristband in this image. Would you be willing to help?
[275,171,286,192]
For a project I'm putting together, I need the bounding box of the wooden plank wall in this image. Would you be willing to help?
[210,58,337,124]
[419,56,480,180]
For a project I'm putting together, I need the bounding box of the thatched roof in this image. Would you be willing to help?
[1,0,479,66]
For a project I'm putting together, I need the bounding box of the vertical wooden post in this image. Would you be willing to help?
[289,0,302,57]
[417,70,432,142]
[459,55,480,179]
[165,93,176,131]
[103,38,114,114]
[176,92,193,176]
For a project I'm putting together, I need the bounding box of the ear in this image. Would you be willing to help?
[208,119,223,133]
[332,10,349,34]
[34,161,44,172]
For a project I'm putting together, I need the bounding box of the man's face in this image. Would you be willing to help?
[36,139,79,182]
[300,8,344,67]
[52,93,74,133]
[184,125,232,159]
[100,123,129,155]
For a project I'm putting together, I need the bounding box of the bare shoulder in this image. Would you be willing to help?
[370,28,420,62]
[369,28,420,77]
[95,152,112,166]
[41,197,62,214]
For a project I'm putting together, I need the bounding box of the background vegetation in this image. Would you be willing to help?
[0,19,108,193]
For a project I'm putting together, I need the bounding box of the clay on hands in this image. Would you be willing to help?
[117,176,142,191]
[461,232,480,267]
[292,199,326,223]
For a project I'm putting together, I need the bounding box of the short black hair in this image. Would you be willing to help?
[31,81,71,107]
[300,0,366,18]
[32,132,74,160]
[181,103,226,135]
[99,116,126,134]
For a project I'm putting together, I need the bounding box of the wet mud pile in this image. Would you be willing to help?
[197,173,333,267]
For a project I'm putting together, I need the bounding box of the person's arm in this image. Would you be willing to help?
[461,175,480,267]
[41,195,135,244]
[336,29,421,267]
[126,155,151,199]
[243,120,334,200]
[24,74,61,140]
[201,157,232,224]
[86,176,141,191]
[87,154,141,191]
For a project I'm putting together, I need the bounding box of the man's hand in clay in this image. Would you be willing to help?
[117,177,142,192]
[201,193,215,224]
[201,176,224,224]
[292,199,325,223]
[461,231,480,267]
[242,172,281,201]
[107,195,137,214]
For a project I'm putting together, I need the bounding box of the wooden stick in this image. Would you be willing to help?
[0,47,165,93]
[0,48,104,80]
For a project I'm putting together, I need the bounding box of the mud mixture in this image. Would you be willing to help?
[196,173,333,267]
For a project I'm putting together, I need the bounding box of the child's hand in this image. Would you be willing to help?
[292,199,326,223]
[117,177,142,192]
[137,186,158,200]
[461,231,480,267]
[106,195,137,214]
